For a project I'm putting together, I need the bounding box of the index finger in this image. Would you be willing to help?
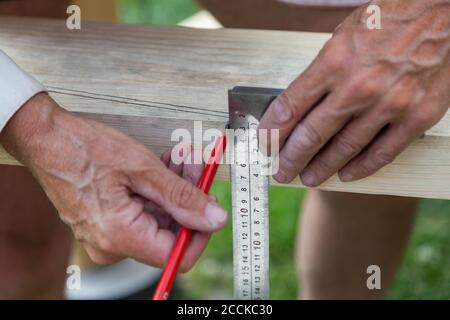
[258,59,330,154]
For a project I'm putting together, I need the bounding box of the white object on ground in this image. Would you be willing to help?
[65,259,161,300]
[178,10,222,29]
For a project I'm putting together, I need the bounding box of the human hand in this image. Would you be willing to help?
[0,93,228,271]
[259,0,450,186]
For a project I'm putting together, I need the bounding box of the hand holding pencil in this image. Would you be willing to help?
[153,135,227,300]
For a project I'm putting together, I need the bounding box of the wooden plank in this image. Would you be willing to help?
[0,17,449,199]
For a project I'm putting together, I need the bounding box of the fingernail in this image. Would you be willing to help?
[339,171,355,182]
[301,170,317,186]
[274,171,287,183]
[205,202,228,229]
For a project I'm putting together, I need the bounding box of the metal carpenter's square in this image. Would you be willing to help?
[228,86,282,300]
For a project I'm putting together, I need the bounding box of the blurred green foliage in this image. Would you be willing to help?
[119,0,200,25]
[388,199,450,299]
[119,0,450,300]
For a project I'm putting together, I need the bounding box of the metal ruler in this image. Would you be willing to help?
[228,87,282,300]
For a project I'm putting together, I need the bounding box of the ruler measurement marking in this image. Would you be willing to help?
[233,127,252,299]
[249,119,267,299]
[249,120,257,299]
[248,126,253,299]
[232,117,268,300]
[230,86,279,300]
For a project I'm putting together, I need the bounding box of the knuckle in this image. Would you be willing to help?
[384,97,409,117]
[350,148,396,180]
[278,153,297,173]
[313,156,334,173]
[292,122,323,151]
[326,103,350,121]
[276,157,298,183]
[97,236,115,253]
[169,179,196,207]
[373,148,396,167]
[334,134,361,157]
[352,78,381,98]
[322,52,340,71]
[354,163,373,178]
[362,82,379,98]
[410,110,437,132]
[347,66,385,98]
[320,39,349,71]
[325,53,344,72]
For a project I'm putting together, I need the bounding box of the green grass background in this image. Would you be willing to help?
[119,0,450,299]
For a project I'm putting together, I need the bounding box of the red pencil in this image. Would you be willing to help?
[152,134,227,300]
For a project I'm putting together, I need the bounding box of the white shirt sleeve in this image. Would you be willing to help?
[0,50,46,132]
[278,0,368,6]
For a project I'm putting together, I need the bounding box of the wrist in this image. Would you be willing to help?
[0,92,63,165]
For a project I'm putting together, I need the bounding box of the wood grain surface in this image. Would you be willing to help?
[0,17,449,199]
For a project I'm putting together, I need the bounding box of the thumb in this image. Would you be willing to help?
[130,163,228,232]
